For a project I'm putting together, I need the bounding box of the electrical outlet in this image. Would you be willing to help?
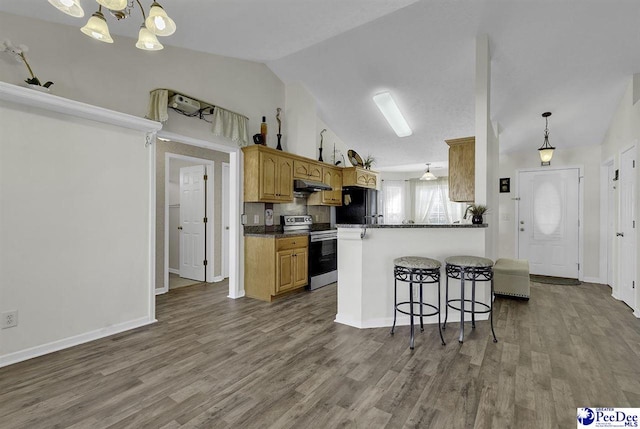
[254,214,260,224]
[1,310,18,329]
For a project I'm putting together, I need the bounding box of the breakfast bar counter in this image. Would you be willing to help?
[335,223,490,329]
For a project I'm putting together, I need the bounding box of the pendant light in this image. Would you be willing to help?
[81,7,114,43]
[136,25,163,50]
[538,112,555,166]
[145,2,176,36]
[96,0,127,11]
[420,163,437,181]
[48,0,84,18]
[49,0,176,50]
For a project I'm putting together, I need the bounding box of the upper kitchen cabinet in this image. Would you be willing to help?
[342,166,378,189]
[293,159,323,182]
[243,145,293,203]
[308,165,343,206]
[446,136,475,202]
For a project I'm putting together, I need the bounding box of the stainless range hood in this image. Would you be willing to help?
[294,179,332,192]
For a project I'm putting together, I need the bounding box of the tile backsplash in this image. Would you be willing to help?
[244,198,331,226]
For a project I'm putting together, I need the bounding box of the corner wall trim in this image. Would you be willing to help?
[0,316,156,369]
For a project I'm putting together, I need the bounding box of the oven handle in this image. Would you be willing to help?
[310,236,337,243]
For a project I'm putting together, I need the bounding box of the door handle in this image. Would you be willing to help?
[178,226,183,230]
[616,232,624,237]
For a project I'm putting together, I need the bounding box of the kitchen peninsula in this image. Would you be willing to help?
[336,223,490,329]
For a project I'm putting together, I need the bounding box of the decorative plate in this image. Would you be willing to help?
[347,149,363,167]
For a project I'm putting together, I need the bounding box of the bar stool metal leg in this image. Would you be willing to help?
[459,266,465,343]
[471,275,476,329]
[490,277,497,343]
[443,271,449,329]
[390,276,397,335]
[409,282,415,349]
[419,282,424,332]
[437,276,445,346]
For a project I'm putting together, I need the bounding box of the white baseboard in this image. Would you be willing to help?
[168,268,179,275]
[582,276,604,284]
[334,312,488,329]
[0,316,156,369]
[155,286,168,295]
[212,275,224,283]
[634,309,640,318]
[227,291,245,299]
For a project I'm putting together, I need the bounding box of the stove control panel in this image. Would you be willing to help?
[282,215,313,226]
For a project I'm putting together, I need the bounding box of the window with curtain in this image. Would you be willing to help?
[381,180,407,224]
[414,178,466,224]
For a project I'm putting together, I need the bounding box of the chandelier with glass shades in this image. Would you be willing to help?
[47,0,176,51]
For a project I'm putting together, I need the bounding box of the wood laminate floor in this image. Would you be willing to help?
[1,280,639,428]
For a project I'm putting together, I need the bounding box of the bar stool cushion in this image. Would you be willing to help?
[445,255,493,268]
[394,256,441,270]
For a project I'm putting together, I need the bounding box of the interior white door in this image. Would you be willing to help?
[222,163,230,279]
[618,145,636,309]
[180,165,206,281]
[517,168,579,278]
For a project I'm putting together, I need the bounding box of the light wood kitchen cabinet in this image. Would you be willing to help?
[293,159,323,182]
[446,136,475,202]
[342,167,378,189]
[308,166,342,206]
[244,235,309,302]
[243,145,293,203]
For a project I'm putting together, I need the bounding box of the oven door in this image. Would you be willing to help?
[308,235,337,289]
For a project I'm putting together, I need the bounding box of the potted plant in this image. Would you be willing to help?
[363,154,375,170]
[1,40,53,91]
[465,204,488,224]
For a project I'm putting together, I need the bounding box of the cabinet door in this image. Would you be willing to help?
[276,249,295,293]
[259,152,278,200]
[293,160,310,179]
[307,163,323,182]
[293,247,308,288]
[330,169,343,203]
[277,157,293,201]
[365,172,377,188]
[447,139,475,202]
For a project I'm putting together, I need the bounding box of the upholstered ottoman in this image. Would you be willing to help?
[493,258,530,300]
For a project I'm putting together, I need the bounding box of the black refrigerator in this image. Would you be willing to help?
[336,188,380,224]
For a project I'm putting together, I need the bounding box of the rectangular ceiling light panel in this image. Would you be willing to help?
[373,92,412,137]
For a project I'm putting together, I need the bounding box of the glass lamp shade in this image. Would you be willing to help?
[96,0,128,11]
[145,2,176,36]
[48,0,84,18]
[136,26,164,51]
[539,148,554,165]
[81,11,114,43]
[420,171,437,181]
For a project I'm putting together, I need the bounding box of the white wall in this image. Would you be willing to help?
[0,12,285,146]
[284,83,317,158]
[0,100,154,365]
[600,75,640,314]
[498,145,602,281]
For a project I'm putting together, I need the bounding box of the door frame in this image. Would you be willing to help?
[514,165,584,280]
[600,157,615,288]
[168,155,214,286]
[221,162,230,279]
[156,131,244,299]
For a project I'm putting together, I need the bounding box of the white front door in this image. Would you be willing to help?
[180,165,206,282]
[517,168,580,278]
[618,145,636,309]
[222,162,230,279]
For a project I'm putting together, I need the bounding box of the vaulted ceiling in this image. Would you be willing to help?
[2,0,639,171]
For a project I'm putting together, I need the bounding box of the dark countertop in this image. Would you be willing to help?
[244,231,310,238]
[243,222,334,238]
[336,223,488,228]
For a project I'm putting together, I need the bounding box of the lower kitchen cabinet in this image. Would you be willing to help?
[245,235,309,302]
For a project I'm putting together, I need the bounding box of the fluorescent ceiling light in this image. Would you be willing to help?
[372,92,412,137]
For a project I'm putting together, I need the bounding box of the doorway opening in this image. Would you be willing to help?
[155,131,242,300]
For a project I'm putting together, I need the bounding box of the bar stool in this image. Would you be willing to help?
[443,255,498,344]
[391,256,445,349]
